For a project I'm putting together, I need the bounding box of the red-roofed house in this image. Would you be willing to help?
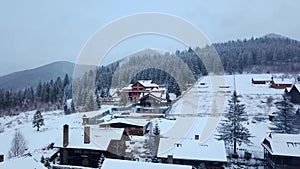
[270,78,293,89]
[121,80,160,102]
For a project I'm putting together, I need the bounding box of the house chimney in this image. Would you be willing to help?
[84,126,90,144]
[63,124,69,147]
[195,135,199,140]
[82,115,89,125]
[167,155,173,164]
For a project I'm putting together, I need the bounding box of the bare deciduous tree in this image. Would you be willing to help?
[8,130,27,158]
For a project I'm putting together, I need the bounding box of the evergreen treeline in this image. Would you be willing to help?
[213,36,300,73]
[87,36,300,100]
[0,74,71,115]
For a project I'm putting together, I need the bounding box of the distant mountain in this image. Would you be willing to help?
[263,33,288,39]
[0,61,96,90]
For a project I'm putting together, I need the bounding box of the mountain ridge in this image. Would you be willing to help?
[0,61,96,90]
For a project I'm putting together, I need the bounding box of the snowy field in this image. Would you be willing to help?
[0,105,113,168]
[164,74,286,159]
[0,74,294,168]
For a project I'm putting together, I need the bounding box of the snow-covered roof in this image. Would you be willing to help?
[157,117,227,162]
[293,84,300,91]
[252,74,272,81]
[0,157,47,169]
[286,87,293,92]
[158,137,227,162]
[140,92,167,101]
[272,78,294,85]
[122,84,132,90]
[101,158,192,169]
[100,118,150,127]
[138,80,159,88]
[55,124,125,151]
[261,133,300,157]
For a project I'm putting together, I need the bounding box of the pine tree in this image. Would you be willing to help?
[270,95,298,134]
[153,122,161,137]
[32,110,45,131]
[150,121,161,157]
[86,92,97,111]
[40,155,45,164]
[216,91,252,155]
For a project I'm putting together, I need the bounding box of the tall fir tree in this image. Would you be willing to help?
[270,95,298,134]
[32,110,45,131]
[216,91,252,155]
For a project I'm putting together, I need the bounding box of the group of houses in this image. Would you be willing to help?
[48,78,300,169]
[252,75,300,168]
[51,113,229,169]
[252,75,300,104]
[251,76,293,89]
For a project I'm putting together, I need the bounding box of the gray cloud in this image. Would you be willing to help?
[0,0,299,76]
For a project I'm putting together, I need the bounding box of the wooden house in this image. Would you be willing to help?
[139,92,168,107]
[157,117,227,169]
[54,124,130,168]
[261,133,300,169]
[122,80,159,102]
[288,85,300,104]
[251,75,272,85]
[270,78,293,89]
[99,118,151,136]
[157,137,227,169]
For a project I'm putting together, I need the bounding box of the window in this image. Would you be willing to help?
[287,142,294,147]
[174,143,182,147]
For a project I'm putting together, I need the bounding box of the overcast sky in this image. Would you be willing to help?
[0,0,299,76]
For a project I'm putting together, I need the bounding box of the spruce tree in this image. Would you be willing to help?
[216,91,252,155]
[32,110,45,131]
[153,122,161,136]
[270,95,298,134]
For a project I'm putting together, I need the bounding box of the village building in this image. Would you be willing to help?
[286,84,300,104]
[101,158,193,169]
[251,74,272,85]
[54,124,130,168]
[261,133,300,169]
[139,88,168,107]
[157,118,227,169]
[99,118,151,136]
[157,137,227,169]
[121,80,160,102]
[270,78,293,89]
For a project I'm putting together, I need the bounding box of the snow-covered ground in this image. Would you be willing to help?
[0,74,294,168]
[160,74,286,159]
[0,106,113,168]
